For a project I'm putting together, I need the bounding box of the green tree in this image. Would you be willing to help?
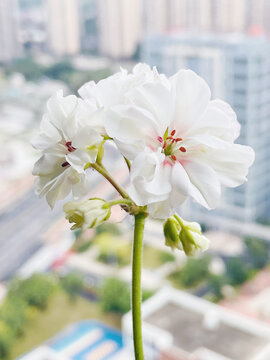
[0,298,27,336]
[207,274,227,300]
[180,255,211,288]
[159,252,175,264]
[226,258,249,285]
[61,273,84,302]
[100,278,130,314]
[0,321,14,359]
[245,237,269,269]
[9,274,55,310]
[7,58,44,80]
[44,60,74,81]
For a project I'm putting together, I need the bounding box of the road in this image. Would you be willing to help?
[0,150,127,281]
[0,188,63,280]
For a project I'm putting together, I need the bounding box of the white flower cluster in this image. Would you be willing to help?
[33,63,255,220]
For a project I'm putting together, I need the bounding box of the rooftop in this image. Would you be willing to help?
[123,288,270,360]
[146,302,267,360]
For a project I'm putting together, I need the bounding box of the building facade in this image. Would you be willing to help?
[97,0,142,59]
[0,0,21,62]
[142,33,270,223]
[47,0,80,56]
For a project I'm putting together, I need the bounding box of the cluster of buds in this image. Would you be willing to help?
[163,214,210,256]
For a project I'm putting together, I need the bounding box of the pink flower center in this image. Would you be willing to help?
[158,129,186,162]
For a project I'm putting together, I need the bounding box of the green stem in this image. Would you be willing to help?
[132,212,147,360]
[90,162,130,199]
[107,199,133,207]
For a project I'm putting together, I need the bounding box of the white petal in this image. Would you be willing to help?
[183,160,221,209]
[79,70,130,108]
[31,113,62,150]
[205,144,255,187]
[170,161,191,208]
[170,69,211,134]
[128,151,171,205]
[128,82,173,134]
[186,99,240,142]
[67,149,97,173]
[148,200,173,219]
[71,127,102,149]
[76,99,103,131]
[104,105,159,159]
[45,171,72,208]
[47,91,77,129]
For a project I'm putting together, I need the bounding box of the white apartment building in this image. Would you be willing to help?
[142,33,270,223]
[0,0,21,62]
[47,0,80,56]
[97,0,142,59]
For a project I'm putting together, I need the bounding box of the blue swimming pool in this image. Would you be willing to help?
[49,320,123,360]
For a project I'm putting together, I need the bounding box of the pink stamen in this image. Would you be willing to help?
[157,136,163,143]
[171,154,176,161]
[171,130,176,136]
[176,138,182,142]
[163,141,167,149]
[179,146,186,153]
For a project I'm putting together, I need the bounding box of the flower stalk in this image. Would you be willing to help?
[132,212,147,360]
[89,162,130,199]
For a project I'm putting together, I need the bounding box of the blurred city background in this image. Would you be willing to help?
[1,0,270,359]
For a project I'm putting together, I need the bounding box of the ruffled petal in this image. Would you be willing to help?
[127,82,173,134]
[183,160,221,209]
[204,144,255,187]
[104,105,160,159]
[128,151,171,205]
[186,99,240,142]
[170,69,211,135]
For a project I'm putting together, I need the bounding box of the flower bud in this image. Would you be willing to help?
[63,198,111,230]
[178,217,210,256]
[163,214,210,256]
[163,217,181,250]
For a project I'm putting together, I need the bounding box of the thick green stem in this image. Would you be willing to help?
[132,212,147,360]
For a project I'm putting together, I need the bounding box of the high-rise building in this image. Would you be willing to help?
[18,0,47,56]
[79,0,99,54]
[144,0,212,34]
[143,0,270,36]
[142,33,270,223]
[97,0,142,59]
[0,0,21,62]
[47,0,80,56]
[246,0,265,33]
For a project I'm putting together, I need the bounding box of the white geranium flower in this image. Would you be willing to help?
[32,90,102,208]
[104,69,255,218]
[63,198,111,230]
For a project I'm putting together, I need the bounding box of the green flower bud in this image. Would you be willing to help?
[63,198,111,230]
[163,214,210,256]
[176,216,210,256]
[163,217,181,250]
